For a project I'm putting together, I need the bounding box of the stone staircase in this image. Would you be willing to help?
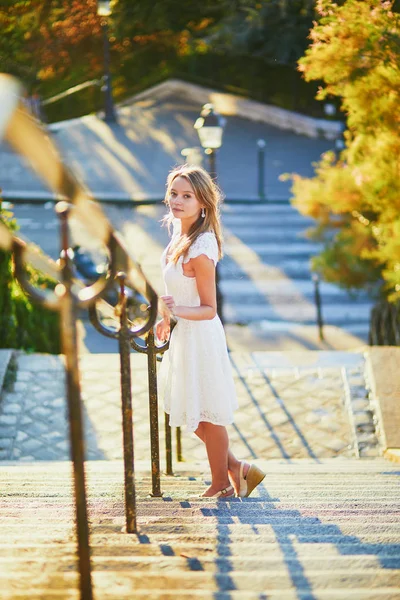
[1,349,400,598]
[106,202,374,344]
[11,202,374,350]
[1,459,400,599]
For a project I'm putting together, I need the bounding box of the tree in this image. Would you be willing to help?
[206,0,317,67]
[289,0,400,301]
[1,1,103,99]
[1,1,323,119]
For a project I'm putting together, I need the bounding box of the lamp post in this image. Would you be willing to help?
[324,102,346,161]
[194,103,224,180]
[97,1,117,123]
[194,103,225,323]
[257,139,266,200]
[335,121,346,161]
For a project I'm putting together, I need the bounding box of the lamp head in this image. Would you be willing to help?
[194,103,224,150]
[97,1,112,17]
[324,103,336,117]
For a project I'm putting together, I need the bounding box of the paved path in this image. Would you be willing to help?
[0,88,332,202]
[0,351,380,463]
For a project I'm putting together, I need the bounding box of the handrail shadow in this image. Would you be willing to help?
[199,475,400,598]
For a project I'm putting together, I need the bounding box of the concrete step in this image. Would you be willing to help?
[2,591,400,600]
[224,301,372,325]
[0,460,399,598]
[224,241,322,256]
[2,592,400,600]
[221,202,307,219]
[204,258,316,280]
[1,552,399,570]
[222,227,312,242]
[222,216,313,228]
[219,279,372,303]
[2,568,400,590]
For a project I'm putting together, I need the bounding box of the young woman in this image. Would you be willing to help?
[156,165,265,498]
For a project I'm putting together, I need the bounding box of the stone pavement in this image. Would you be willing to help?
[0,81,333,202]
[0,351,380,464]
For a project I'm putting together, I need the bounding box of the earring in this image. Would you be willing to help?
[201,207,205,218]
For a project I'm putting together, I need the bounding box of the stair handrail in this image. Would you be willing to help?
[0,224,150,327]
[0,73,174,600]
[0,75,169,327]
[0,221,170,530]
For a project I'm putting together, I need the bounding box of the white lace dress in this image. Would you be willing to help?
[158,228,238,432]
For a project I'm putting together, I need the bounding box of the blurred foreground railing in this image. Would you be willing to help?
[0,74,178,600]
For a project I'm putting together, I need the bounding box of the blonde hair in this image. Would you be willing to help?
[162,164,224,264]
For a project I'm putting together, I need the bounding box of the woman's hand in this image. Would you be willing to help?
[156,318,170,343]
[161,295,177,316]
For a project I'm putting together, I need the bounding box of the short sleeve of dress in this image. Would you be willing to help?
[183,232,219,266]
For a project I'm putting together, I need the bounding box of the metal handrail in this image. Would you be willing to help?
[1,75,167,323]
[0,73,174,600]
[89,291,174,497]
[130,329,171,495]
[42,79,102,106]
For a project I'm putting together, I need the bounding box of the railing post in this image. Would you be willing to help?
[146,329,162,496]
[131,329,170,495]
[312,273,325,342]
[164,412,173,475]
[116,273,137,533]
[89,290,139,534]
[56,203,93,600]
[257,139,266,200]
[176,427,183,463]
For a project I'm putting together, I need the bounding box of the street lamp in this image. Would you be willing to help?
[323,102,336,118]
[257,139,266,200]
[324,102,346,160]
[97,1,117,123]
[194,103,224,180]
[335,121,346,160]
[194,103,225,322]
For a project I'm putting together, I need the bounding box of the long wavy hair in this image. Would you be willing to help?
[162,164,224,264]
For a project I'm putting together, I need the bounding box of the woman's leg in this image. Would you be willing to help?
[195,423,240,473]
[194,422,249,496]
[201,423,230,496]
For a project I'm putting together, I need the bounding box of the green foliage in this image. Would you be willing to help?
[1,0,103,108]
[289,0,400,301]
[0,204,61,354]
[206,0,317,67]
